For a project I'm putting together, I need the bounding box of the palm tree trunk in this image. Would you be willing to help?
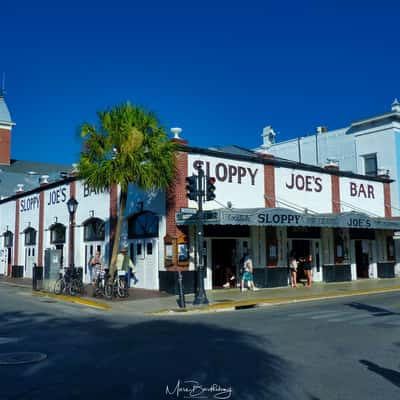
[109,188,127,278]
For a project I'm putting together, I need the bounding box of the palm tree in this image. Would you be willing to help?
[78,102,177,277]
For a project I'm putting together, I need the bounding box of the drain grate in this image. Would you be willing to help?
[0,352,47,366]
[235,304,257,310]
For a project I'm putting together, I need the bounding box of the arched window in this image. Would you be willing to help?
[3,231,13,248]
[24,227,37,246]
[83,218,105,241]
[49,223,66,244]
[128,211,159,239]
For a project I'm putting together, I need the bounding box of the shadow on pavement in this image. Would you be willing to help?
[0,310,315,400]
[345,302,397,316]
[360,359,400,389]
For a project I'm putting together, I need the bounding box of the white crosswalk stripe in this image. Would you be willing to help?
[286,308,400,326]
[310,312,348,319]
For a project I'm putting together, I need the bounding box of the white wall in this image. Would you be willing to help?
[43,185,70,265]
[75,181,111,268]
[355,129,398,212]
[340,177,385,217]
[275,167,332,213]
[188,154,265,210]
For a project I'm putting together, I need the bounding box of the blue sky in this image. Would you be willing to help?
[1,0,399,165]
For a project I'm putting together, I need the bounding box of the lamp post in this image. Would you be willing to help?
[67,196,78,268]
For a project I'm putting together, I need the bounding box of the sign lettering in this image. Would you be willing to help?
[193,160,258,185]
[349,182,375,199]
[20,196,40,213]
[47,187,67,206]
[83,183,109,197]
[285,173,323,192]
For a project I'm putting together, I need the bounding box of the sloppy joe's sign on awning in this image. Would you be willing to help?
[177,207,400,230]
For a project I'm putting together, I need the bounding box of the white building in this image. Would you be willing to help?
[256,100,400,216]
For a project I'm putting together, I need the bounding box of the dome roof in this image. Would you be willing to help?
[0,95,13,124]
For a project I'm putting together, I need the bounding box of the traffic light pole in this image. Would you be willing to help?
[193,166,209,305]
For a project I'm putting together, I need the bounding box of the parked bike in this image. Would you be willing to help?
[105,270,128,299]
[93,269,113,299]
[54,267,84,296]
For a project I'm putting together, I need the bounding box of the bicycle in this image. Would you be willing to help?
[93,271,112,299]
[105,270,128,299]
[54,267,84,296]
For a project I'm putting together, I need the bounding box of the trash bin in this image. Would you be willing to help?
[32,265,43,291]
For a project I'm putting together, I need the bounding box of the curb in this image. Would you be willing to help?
[32,291,111,310]
[148,285,400,315]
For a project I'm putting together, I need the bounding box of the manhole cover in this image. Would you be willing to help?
[215,299,233,303]
[0,337,20,344]
[41,299,57,303]
[0,352,47,366]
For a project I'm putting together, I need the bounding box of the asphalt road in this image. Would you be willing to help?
[0,282,399,400]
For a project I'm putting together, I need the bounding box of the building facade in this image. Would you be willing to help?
[256,100,400,216]
[1,96,400,293]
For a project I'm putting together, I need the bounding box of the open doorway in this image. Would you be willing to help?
[212,239,236,288]
[290,240,311,283]
[355,240,369,278]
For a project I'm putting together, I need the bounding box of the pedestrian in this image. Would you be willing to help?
[89,250,105,284]
[222,266,236,288]
[303,254,313,287]
[231,248,240,288]
[289,251,298,288]
[240,250,258,291]
[116,247,135,287]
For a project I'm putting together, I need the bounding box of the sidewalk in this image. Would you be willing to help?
[2,276,400,315]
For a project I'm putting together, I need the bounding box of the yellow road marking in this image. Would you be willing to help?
[32,291,111,310]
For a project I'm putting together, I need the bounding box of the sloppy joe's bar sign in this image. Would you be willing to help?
[275,168,332,213]
[188,154,265,209]
[340,177,384,217]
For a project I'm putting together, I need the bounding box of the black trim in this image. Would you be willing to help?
[253,267,289,288]
[179,144,393,183]
[322,264,352,282]
[377,262,395,278]
[159,271,196,294]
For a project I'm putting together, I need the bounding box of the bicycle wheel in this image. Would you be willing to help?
[54,278,65,295]
[117,278,127,298]
[74,279,84,296]
[104,281,114,300]
[68,281,77,296]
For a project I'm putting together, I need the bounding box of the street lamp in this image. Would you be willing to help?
[67,196,78,268]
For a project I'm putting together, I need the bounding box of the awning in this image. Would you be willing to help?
[176,207,400,230]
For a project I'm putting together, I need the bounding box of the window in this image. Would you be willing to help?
[83,218,105,241]
[265,227,278,267]
[146,242,153,255]
[363,154,377,176]
[3,231,13,248]
[50,223,66,244]
[128,211,159,239]
[24,228,37,246]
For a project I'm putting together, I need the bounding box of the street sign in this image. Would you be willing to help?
[180,207,197,215]
[176,211,219,225]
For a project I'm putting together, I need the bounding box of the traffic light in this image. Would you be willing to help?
[206,176,216,201]
[186,175,197,201]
